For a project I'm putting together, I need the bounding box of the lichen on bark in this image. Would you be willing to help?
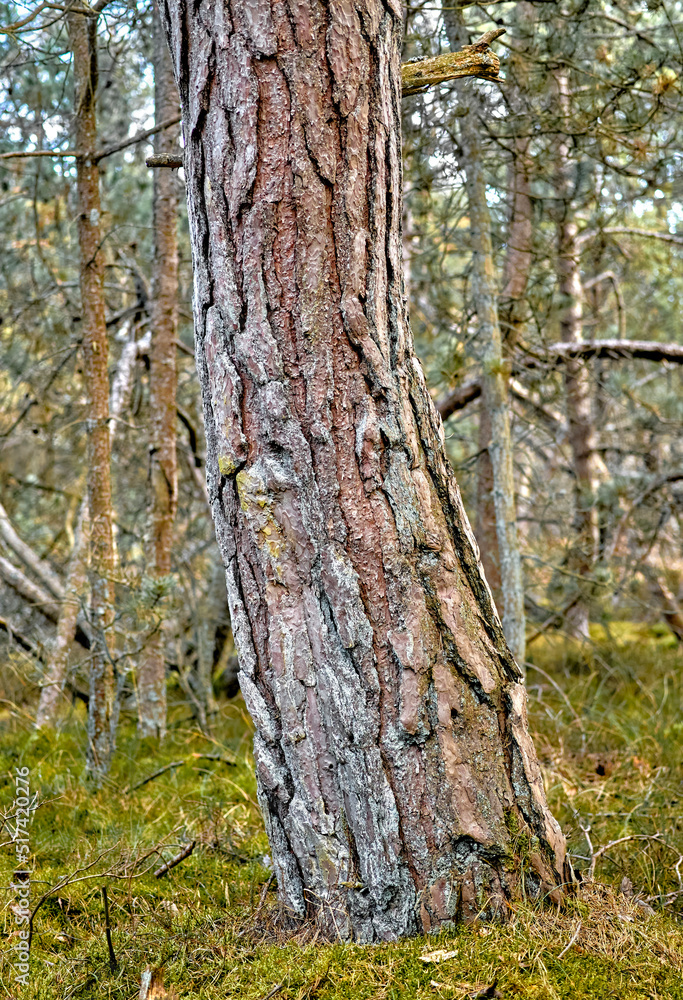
[161,0,570,941]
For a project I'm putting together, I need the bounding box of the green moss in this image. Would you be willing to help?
[1,632,683,997]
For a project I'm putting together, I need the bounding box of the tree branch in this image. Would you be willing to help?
[436,377,482,420]
[0,116,180,162]
[436,339,683,420]
[544,339,683,364]
[578,226,683,248]
[0,500,65,600]
[149,32,505,169]
[401,29,505,96]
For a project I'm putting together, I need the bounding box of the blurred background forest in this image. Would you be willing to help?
[1,0,683,727]
[1,2,683,996]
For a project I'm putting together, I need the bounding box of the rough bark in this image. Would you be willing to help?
[68,8,117,781]
[161,0,568,940]
[444,8,525,663]
[138,3,180,740]
[554,68,601,641]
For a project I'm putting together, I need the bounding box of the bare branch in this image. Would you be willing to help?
[401,29,504,96]
[154,840,196,878]
[0,500,65,600]
[545,339,683,364]
[436,377,481,419]
[578,226,683,248]
[0,116,181,163]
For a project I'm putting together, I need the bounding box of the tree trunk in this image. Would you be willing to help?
[68,8,117,781]
[498,3,534,352]
[35,501,90,729]
[35,329,149,729]
[161,0,568,940]
[474,406,502,610]
[444,8,525,663]
[555,68,600,641]
[138,3,180,739]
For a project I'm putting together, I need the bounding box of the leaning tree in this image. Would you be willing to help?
[159,0,570,940]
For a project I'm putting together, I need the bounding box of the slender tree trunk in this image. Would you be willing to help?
[474,406,502,609]
[555,68,600,641]
[161,0,568,940]
[499,141,532,348]
[138,4,180,739]
[444,9,525,663]
[35,329,149,729]
[196,551,224,718]
[35,501,90,729]
[68,8,117,781]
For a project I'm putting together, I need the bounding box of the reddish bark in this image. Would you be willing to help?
[161,0,568,940]
[68,9,117,780]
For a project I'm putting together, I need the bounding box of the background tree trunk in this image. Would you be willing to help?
[161,0,568,940]
[35,500,89,729]
[68,9,117,781]
[138,2,180,739]
[444,8,526,663]
[555,68,600,641]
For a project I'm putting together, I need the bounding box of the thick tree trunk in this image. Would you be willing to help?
[555,68,600,641]
[444,9,525,663]
[161,0,568,940]
[68,9,117,781]
[138,3,180,739]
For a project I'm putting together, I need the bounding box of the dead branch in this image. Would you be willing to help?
[436,377,482,419]
[154,841,196,878]
[0,116,180,162]
[146,153,184,169]
[544,339,683,365]
[401,29,505,96]
[125,760,185,794]
[578,225,683,248]
[0,499,65,600]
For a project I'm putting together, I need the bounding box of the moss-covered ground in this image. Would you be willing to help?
[1,628,682,998]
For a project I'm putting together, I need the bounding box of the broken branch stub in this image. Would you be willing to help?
[401,28,505,96]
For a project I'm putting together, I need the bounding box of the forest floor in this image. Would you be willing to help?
[1,626,682,999]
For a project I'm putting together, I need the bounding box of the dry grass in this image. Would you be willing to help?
[0,628,681,997]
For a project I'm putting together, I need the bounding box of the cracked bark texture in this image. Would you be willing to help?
[161,0,568,940]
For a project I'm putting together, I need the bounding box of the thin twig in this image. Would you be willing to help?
[125,760,185,794]
[154,841,196,879]
[589,834,664,880]
[101,886,117,971]
[261,984,284,1000]
[252,873,275,924]
[557,920,582,959]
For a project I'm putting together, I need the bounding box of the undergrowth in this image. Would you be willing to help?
[0,629,681,998]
